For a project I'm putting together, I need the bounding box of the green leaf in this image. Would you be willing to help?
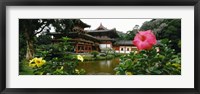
[153,70,162,74]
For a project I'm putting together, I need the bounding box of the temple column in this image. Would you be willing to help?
[87,45,89,52]
[76,43,78,53]
[90,45,92,52]
[83,45,87,53]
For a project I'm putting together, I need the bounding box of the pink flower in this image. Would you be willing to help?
[133,30,157,50]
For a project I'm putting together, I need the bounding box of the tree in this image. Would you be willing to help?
[19,19,54,60]
[51,19,74,34]
[140,19,181,53]
[19,31,27,61]
[19,19,75,60]
[35,33,52,45]
[123,25,139,40]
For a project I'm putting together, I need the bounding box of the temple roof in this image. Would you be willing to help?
[73,19,90,28]
[98,38,115,41]
[114,40,134,46]
[47,32,99,42]
[86,28,119,38]
[114,40,161,46]
[95,23,108,30]
[67,32,99,42]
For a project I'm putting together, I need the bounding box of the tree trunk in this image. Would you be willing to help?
[24,30,34,60]
[26,40,34,60]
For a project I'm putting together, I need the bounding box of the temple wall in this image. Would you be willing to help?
[116,46,137,53]
[99,44,112,49]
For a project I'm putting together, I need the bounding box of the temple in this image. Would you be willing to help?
[48,19,136,54]
[49,19,100,53]
[86,23,119,51]
[113,40,137,53]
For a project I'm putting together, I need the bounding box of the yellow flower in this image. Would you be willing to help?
[29,62,36,68]
[125,71,133,75]
[77,55,84,62]
[29,59,36,68]
[29,57,46,68]
[35,58,46,67]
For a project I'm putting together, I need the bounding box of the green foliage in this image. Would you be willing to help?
[36,59,84,75]
[113,53,123,57]
[19,32,27,61]
[19,59,34,75]
[19,58,86,75]
[90,51,99,58]
[96,55,114,60]
[117,25,139,40]
[115,39,181,75]
[20,36,86,75]
[78,54,115,61]
[124,29,138,40]
[36,34,52,45]
[19,19,77,60]
[140,19,181,53]
[101,48,113,56]
[19,19,54,39]
[52,19,74,34]
[35,37,74,61]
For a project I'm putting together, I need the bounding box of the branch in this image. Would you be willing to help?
[34,24,49,35]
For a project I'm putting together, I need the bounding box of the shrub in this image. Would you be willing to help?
[20,55,86,75]
[114,39,181,75]
[35,37,74,61]
[101,48,113,56]
[99,53,107,57]
[20,37,86,75]
[90,51,99,58]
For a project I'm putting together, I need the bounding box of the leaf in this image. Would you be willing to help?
[153,70,162,74]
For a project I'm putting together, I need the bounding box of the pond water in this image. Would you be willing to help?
[77,58,120,75]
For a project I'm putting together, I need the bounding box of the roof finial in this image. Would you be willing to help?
[95,22,107,30]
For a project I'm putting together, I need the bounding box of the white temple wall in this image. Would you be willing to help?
[99,44,112,49]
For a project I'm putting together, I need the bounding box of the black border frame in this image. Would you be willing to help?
[0,0,200,94]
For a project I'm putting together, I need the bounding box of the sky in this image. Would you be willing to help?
[81,19,152,33]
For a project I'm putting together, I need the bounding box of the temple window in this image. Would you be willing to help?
[127,48,129,51]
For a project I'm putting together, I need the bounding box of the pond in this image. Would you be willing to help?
[77,58,120,75]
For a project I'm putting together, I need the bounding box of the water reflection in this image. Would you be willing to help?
[77,58,120,75]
